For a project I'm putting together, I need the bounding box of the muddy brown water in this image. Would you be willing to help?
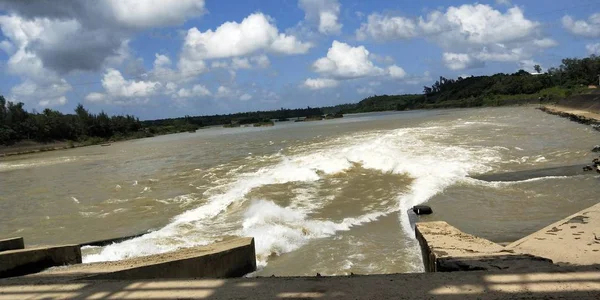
[1,107,599,276]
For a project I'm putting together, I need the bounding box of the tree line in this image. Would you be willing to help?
[0,98,145,145]
[3,54,600,146]
[326,54,600,113]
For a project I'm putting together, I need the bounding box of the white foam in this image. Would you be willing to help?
[241,200,393,267]
[84,123,501,266]
[462,176,572,188]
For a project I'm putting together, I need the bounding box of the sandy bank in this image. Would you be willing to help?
[0,140,74,157]
[542,105,600,122]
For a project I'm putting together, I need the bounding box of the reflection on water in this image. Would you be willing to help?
[1,107,599,276]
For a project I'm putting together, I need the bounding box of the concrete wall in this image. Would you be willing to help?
[88,238,256,280]
[0,237,24,252]
[0,244,82,278]
[415,221,555,272]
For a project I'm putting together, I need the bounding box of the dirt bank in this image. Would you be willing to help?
[0,140,75,157]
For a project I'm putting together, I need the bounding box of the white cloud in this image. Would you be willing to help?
[587,43,600,54]
[518,59,542,73]
[239,93,253,101]
[90,68,160,103]
[370,53,395,65]
[298,0,342,35]
[211,61,229,69]
[533,38,558,48]
[105,0,206,29]
[176,84,211,98]
[313,40,384,79]
[303,78,338,89]
[231,57,252,69]
[563,14,600,38]
[387,65,407,79]
[442,52,484,70]
[419,5,538,47]
[0,1,206,108]
[269,34,313,54]
[181,13,311,62]
[85,92,107,103]
[0,39,14,54]
[11,79,72,107]
[419,4,547,64]
[251,55,271,68]
[357,86,375,94]
[216,86,233,98]
[356,14,417,41]
[405,71,433,85]
[153,53,172,69]
[496,0,511,6]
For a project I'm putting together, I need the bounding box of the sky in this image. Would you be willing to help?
[0,0,599,119]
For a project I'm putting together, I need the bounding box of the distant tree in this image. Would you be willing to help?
[534,65,542,74]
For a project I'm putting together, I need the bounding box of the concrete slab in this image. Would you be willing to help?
[0,244,81,278]
[1,268,599,299]
[37,237,256,280]
[0,237,24,252]
[507,202,600,266]
[415,221,555,272]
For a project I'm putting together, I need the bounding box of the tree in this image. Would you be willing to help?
[534,65,542,74]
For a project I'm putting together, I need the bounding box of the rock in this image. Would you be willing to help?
[412,205,433,215]
[593,145,600,152]
[584,165,594,171]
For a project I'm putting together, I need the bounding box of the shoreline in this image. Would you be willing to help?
[539,104,600,128]
[0,105,544,158]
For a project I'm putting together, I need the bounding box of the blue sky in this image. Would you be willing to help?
[0,0,599,119]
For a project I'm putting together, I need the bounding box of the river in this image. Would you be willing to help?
[1,107,599,276]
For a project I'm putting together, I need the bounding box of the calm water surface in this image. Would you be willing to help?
[1,107,599,275]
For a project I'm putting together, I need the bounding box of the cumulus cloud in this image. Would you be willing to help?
[176,84,211,98]
[239,93,253,101]
[304,41,410,89]
[0,0,206,107]
[354,4,550,69]
[303,78,339,89]
[298,0,342,35]
[518,59,542,73]
[216,86,234,98]
[562,13,600,38]
[85,68,160,104]
[313,41,384,79]
[11,79,71,107]
[181,12,311,62]
[251,55,271,68]
[419,4,551,68]
[587,43,600,54]
[419,5,538,47]
[357,86,375,94]
[0,0,206,74]
[442,52,484,70]
[387,65,407,79]
[356,14,417,41]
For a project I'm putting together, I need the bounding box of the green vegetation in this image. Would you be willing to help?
[324,55,600,113]
[0,99,147,146]
[3,54,600,147]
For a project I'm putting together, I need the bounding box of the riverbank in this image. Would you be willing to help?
[539,105,600,128]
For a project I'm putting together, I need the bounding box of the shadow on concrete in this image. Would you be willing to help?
[1,265,600,299]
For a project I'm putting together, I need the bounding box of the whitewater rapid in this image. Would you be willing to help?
[83,122,503,271]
